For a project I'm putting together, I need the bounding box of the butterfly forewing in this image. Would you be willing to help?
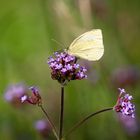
[67,29,104,61]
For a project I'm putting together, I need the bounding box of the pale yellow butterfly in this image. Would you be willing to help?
[67,29,104,61]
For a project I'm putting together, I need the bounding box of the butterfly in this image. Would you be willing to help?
[67,29,104,61]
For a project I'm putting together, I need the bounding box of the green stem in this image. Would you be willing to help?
[59,86,64,139]
[40,105,59,140]
[65,107,113,138]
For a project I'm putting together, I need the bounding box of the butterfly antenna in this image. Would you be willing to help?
[51,39,66,48]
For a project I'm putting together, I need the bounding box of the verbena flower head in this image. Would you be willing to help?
[35,120,51,138]
[4,83,27,107]
[47,52,87,85]
[21,86,42,105]
[111,66,140,87]
[114,88,135,118]
[117,113,139,135]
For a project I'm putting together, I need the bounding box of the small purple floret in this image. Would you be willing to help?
[21,95,27,103]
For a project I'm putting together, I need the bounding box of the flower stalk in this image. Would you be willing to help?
[59,86,65,140]
[39,105,59,140]
[65,107,113,138]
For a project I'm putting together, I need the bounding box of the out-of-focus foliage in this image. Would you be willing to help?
[0,0,140,140]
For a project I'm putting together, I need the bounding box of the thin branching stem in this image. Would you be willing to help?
[39,105,59,140]
[65,107,113,138]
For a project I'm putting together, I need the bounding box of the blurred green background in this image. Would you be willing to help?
[0,0,140,140]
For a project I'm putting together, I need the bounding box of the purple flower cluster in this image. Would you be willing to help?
[117,113,139,135]
[47,52,87,85]
[35,120,51,138]
[21,86,42,105]
[114,88,135,118]
[4,84,26,102]
[4,84,27,107]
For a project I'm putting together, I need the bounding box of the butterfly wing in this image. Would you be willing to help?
[67,29,104,61]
